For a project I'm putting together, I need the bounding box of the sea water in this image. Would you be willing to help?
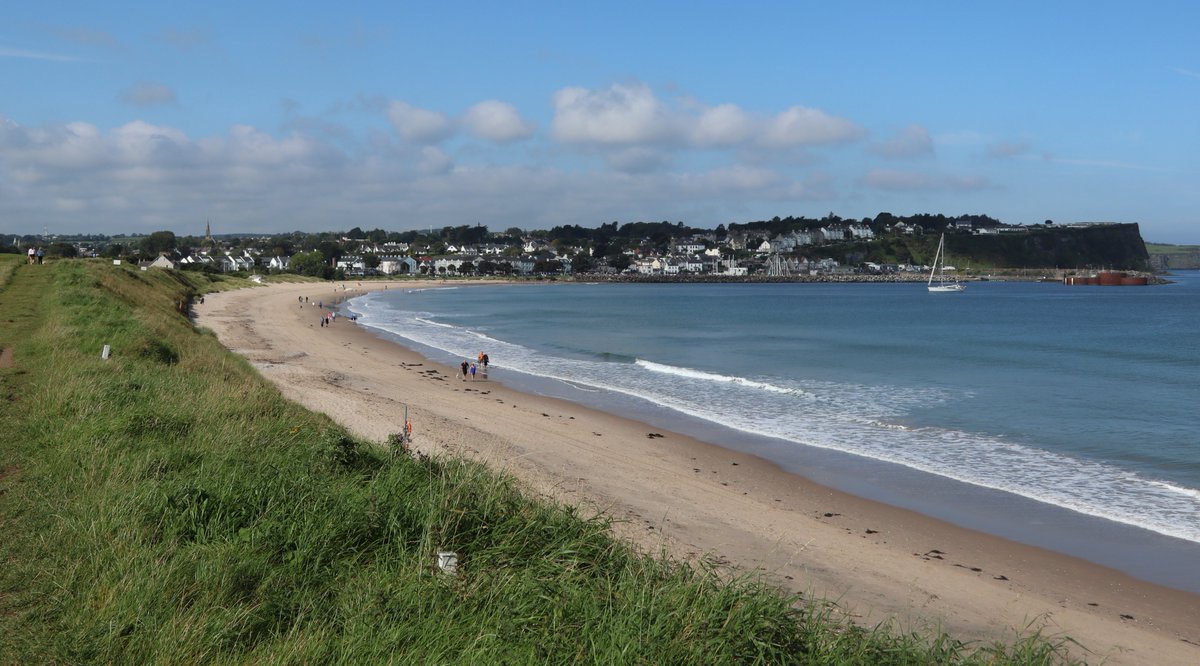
[347,273,1200,591]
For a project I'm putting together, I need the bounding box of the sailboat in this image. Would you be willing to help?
[927,233,965,292]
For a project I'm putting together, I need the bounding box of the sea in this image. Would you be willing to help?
[346,272,1200,593]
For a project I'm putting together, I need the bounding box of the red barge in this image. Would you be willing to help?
[1062,270,1149,286]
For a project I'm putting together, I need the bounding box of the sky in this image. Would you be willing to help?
[2,1,1198,243]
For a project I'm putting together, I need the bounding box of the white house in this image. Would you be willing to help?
[379,256,418,275]
[336,255,366,273]
[848,224,875,240]
[680,255,706,273]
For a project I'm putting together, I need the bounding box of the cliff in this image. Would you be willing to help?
[952,223,1150,270]
[833,223,1150,271]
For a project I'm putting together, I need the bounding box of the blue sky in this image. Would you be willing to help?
[2,1,1198,242]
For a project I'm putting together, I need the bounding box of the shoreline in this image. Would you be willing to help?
[196,279,1200,664]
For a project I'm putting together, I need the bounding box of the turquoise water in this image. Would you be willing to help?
[348,273,1200,588]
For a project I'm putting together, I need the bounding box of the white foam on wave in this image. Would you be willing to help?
[348,292,1200,545]
[635,359,804,396]
[1149,481,1200,499]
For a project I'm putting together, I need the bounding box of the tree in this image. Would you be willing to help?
[47,242,78,258]
[363,253,381,270]
[534,259,563,273]
[607,253,632,271]
[290,250,331,278]
[570,254,594,273]
[140,230,176,256]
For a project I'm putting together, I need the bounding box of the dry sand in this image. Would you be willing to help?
[196,280,1200,664]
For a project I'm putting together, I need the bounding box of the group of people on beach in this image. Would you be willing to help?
[297,295,342,328]
[26,247,44,264]
[460,352,489,381]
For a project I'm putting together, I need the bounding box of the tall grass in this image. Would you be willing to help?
[0,259,1079,664]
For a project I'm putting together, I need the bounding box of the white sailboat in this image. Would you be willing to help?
[927,233,965,292]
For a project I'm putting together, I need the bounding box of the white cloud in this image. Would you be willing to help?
[551,83,677,144]
[0,110,852,236]
[461,100,534,142]
[551,83,865,159]
[387,101,453,144]
[418,146,453,174]
[691,104,754,146]
[606,147,671,173]
[120,82,178,107]
[762,106,866,147]
[869,124,933,158]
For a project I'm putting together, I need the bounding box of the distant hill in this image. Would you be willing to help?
[1146,243,1200,270]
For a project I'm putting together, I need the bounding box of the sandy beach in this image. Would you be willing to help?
[195,280,1200,664]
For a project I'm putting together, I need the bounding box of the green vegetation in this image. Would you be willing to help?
[824,224,1150,271]
[0,256,1079,663]
[1146,243,1200,254]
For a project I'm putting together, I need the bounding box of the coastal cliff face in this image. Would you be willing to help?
[950,223,1150,271]
[1149,252,1200,270]
[830,223,1151,271]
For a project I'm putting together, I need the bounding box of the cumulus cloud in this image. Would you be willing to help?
[691,103,754,146]
[0,110,851,236]
[461,100,534,142]
[418,146,453,174]
[762,106,866,147]
[120,82,178,107]
[387,101,453,144]
[870,124,933,158]
[606,147,671,173]
[552,83,677,144]
[551,82,864,153]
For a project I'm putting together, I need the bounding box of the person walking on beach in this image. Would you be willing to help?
[482,353,489,370]
[460,360,470,381]
[469,363,477,381]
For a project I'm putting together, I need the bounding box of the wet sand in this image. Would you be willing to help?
[195,280,1200,664]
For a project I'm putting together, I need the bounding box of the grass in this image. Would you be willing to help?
[0,257,1081,664]
[1145,242,1200,254]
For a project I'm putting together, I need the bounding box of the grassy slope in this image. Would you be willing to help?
[0,257,1074,664]
[1146,242,1200,254]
